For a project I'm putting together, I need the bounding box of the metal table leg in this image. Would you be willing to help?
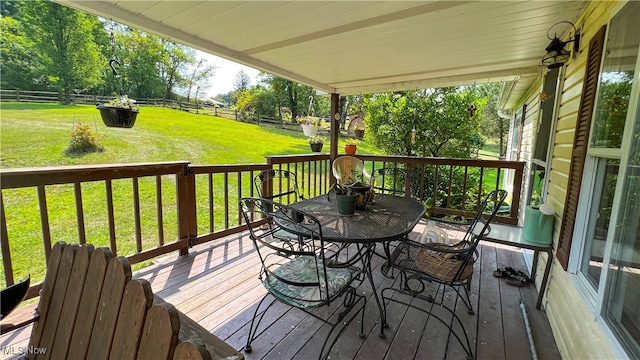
[363,243,386,338]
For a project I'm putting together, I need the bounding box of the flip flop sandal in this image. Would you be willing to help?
[505,271,531,287]
[492,266,516,278]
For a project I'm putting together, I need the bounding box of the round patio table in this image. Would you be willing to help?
[286,193,426,243]
[279,193,426,337]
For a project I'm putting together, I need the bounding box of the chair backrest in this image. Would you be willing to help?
[240,197,333,307]
[419,189,508,283]
[254,169,302,204]
[370,167,415,198]
[332,156,371,184]
[462,189,509,247]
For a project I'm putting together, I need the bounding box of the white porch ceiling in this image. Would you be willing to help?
[57,1,587,109]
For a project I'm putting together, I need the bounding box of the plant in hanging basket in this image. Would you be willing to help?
[308,136,325,152]
[353,123,365,139]
[96,95,140,128]
[297,115,320,136]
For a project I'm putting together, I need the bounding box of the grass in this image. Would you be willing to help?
[0,102,381,286]
[0,102,380,168]
[0,102,503,285]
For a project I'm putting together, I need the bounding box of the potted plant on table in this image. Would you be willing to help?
[297,115,319,137]
[344,138,358,155]
[308,136,325,152]
[327,183,358,215]
[96,95,140,128]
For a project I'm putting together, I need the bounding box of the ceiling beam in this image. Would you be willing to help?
[333,66,540,95]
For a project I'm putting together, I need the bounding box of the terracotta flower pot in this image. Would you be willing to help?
[344,144,357,155]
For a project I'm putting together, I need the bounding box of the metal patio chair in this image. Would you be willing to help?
[240,197,366,360]
[370,167,418,198]
[381,189,508,359]
[254,169,303,204]
[254,169,307,244]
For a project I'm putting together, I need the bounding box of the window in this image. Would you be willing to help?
[533,68,560,164]
[571,1,640,356]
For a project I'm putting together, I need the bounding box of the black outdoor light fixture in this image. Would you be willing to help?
[542,21,581,69]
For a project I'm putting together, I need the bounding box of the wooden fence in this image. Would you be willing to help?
[0,89,240,121]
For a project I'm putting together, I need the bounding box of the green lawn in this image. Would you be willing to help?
[0,102,379,168]
[0,102,382,286]
[0,103,503,286]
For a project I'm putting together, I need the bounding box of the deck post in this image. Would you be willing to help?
[330,93,339,185]
[177,164,196,255]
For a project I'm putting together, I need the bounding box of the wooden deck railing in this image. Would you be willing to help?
[0,155,523,299]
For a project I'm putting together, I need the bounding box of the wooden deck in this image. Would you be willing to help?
[1,221,560,360]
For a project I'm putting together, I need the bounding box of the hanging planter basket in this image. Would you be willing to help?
[97,105,139,128]
[310,143,324,152]
[301,124,318,137]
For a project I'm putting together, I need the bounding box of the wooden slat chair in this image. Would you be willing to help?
[15,242,242,360]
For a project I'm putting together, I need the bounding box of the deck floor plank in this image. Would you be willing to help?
[0,229,561,360]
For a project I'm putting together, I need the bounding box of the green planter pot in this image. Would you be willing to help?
[336,194,357,215]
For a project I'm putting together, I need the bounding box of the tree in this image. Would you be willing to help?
[159,40,191,100]
[364,87,487,158]
[0,16,41,90]
[21,0,104,103]
[233,70,251,92]
[257,74,316,122]
[117,28,165,98]
[479,83,510,158]
[184,58,217,103]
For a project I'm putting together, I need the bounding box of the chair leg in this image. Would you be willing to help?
[318,289,366,360]
[382,285,475,360]
[244,294,276,352]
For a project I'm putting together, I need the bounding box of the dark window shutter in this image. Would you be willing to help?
[556,25,607,270]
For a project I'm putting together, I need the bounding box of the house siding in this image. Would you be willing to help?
[510,1,624,358]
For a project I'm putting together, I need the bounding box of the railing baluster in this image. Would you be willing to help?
[1,191,15,286]
[224,172,229,229]
[208,173,214,232]
[447,165,453,209]
[477,168,484,210]
[133,177,142,253]
[237,171,242,225]
[156,176,164,246]
[37,185,52,261]
[105,179,117,256]
[462,167,469,212]
[433,165,439,208]
[74,182,86,245]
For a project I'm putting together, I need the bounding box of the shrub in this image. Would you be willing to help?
[65,123,104,155]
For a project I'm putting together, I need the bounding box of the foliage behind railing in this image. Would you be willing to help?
[0,154,523,299]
